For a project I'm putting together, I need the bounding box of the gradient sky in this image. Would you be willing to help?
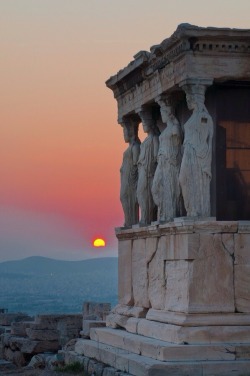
[1,0,249,261]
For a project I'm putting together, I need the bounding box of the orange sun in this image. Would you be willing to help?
[93,238,106,247]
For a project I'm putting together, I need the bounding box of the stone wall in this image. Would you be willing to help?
[1,313,82,366]
[0,302,111,368]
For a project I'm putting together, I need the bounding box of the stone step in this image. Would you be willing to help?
[128,317,250,345]
[75,338,189,376]
[80,319,106,338]
[126,317,250,344]
[90,327,250,362]
[60,349,133,376]
[74,338,250,376]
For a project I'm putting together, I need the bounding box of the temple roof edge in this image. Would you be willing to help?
[106,23,250,92]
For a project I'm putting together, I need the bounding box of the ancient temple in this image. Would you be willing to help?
[75,24,250,375]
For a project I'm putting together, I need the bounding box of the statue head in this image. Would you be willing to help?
[139,110,153,133]
[155,95,174,124]
[138,109,155,134]
[121,118,139,143]
[183,84,206,111]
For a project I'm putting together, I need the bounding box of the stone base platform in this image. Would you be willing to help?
[74,220,250,375]
[108,307,250,345]
[73,327,250,375]
[90,327,250,362]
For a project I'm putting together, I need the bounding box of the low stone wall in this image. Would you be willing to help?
[83,302,111,321]
[1,313,82,366]
[0,302,112,369]
[0,312,32,327]
[0,311,33,360]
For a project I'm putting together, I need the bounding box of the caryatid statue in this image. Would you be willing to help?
[137,108,159,225]
[120,118,141,227]
[152,95,182,222]
[179,81,214,217]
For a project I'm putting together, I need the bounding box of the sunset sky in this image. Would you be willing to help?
[0,0,249,261]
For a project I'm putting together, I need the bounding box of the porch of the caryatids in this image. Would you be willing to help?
[179,79,214,217]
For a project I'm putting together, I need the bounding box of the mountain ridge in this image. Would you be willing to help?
[0,256,118,275]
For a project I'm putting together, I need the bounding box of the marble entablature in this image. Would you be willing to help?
[107,24,250,119]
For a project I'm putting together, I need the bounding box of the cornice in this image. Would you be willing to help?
[106,24,250,97]
[115,220,248,240]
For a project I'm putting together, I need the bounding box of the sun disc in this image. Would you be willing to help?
[93,238,106,247]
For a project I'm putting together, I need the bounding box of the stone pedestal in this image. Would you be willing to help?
[70,221,250,375]
[109,221,250,343]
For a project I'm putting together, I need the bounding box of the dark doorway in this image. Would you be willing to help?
[216,119,250,220]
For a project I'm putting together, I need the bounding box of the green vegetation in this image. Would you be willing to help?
[57,361,87,374]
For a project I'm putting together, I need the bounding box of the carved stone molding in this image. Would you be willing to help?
[107,24,250,119]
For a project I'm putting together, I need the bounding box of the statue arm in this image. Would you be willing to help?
[196,115,213,177]
[132,143,140,165]
[172,123,182,143]
[196,115,213,159]
[153,136,159,162]
[171,116,181,136]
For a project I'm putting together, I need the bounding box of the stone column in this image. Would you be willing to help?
[152,94,183,222]
[136,107,159,226]
[119,117,141,227]
[179,79,214,217]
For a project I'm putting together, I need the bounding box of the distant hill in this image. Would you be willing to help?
[0,256,117,275]
[0,256,118,316]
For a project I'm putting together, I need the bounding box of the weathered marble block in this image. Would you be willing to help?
[132,238,150,308]
[235,233,250,313]
[235,265,250,313]
[148,237,166,310]
[11,321,32,336]
[164,233,234,313]
[118,239,133,305]
[0,313,32,326]
[35,314,82,327]
[26,328,59,341]
[117,222,236,314]
[83,302,111,320]
[81,320,106,338]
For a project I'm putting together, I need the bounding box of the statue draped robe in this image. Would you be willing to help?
[179,107,213,217]
[152,120,182,222]
[137,134,158,225]
[120,140,140,227]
